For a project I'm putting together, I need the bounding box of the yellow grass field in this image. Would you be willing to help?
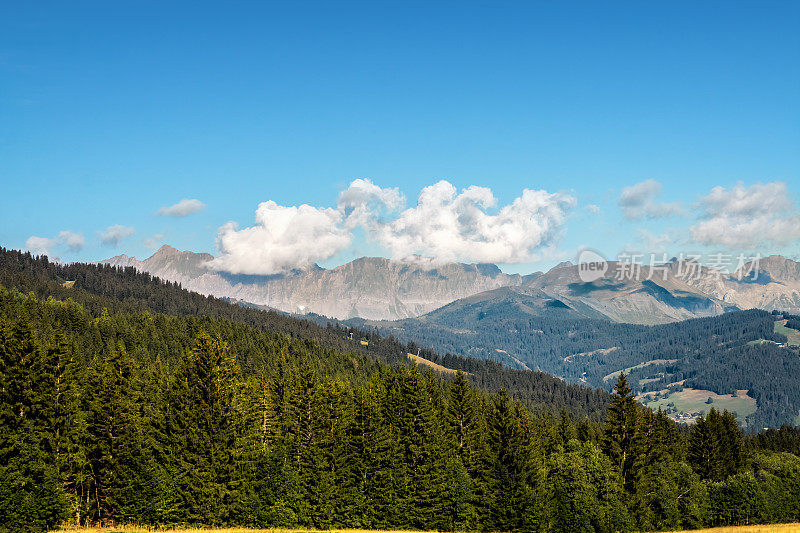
[673,525,800,533]
[53,529,438,533]
[51,524,800,533]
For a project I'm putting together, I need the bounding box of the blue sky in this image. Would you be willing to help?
[2,1,798,274]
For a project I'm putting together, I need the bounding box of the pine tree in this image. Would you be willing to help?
[689,408,746,482]
[39,333,86,525]
[81,342,150,525]
[0,319,69,532]
[354,377,402,529]
[166,332,238,525]
[386,366,448,529]
[547,441,596,533]
[689,410,721,481]
[603,373,639,492]
[484,389,540,532]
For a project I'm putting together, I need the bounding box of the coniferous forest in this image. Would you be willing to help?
[2,249,800,532]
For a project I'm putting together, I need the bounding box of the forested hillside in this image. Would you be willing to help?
[0,247,610,419]
[2,286,800,532]
[358,305,800,427]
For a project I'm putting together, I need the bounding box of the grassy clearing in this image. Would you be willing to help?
[775,319,800,347]
[602,358,678,383]
[407,353,467,375]
[639,388,756,425]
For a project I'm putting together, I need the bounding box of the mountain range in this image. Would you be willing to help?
[100,245,535,320]
[101,245,800,324]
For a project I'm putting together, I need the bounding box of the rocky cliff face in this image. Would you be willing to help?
[521,260,736,324]
[679,255,800,314]
[100,245,533,320]
[100,246,800,323]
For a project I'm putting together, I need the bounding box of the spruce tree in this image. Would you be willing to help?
[484,388,539,532]
[603,373,639,492]
[166,332,238,525]
[0,319,69,532]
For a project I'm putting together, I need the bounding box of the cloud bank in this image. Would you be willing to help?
[25,230,86,257]
[207,201,351,275]
[58,230,86,252]
[369,181,576,264]
[100,225,135,247]
[618,179,684,220]
[690,181,800,249]
[25,236,58,257]
[157,198,206,217]
[208,179,576,275]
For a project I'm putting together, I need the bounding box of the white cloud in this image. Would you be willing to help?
[25,236,57,256]
[207,179,575,274]
[618,179,684,220]
[157,198,206,217]
[207,201,351,275]
[368,180,576,264]
[26,230,85,257]
[58,230,85,252]
[585,204,601,214]
[338,178,405,229]
[690,181,800,249]
[100,225,135,247]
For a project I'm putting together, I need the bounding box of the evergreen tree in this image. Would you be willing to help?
[0,319,69,532]
[484,389,541,532]
[386,366,448,529]
[165,333,238,525]
[689,408,745,482]
[603,373,639,492]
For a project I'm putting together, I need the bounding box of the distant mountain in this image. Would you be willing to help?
[681,255,800,313]
[101,246,800,323]
[100,245,536,320]
[521,259,738,324]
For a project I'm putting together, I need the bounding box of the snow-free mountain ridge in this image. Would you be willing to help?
[100,245,800,323]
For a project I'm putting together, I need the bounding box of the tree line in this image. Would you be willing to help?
[2,288,800,532]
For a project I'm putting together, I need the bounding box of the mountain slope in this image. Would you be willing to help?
[0,246,610,420]
[356,305,800,427]
[522,260,737,324]
[102,245,800,324]
[681,255,800,313]
[101,245,534,320]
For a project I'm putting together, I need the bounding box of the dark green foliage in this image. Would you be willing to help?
[688,408,746,482]
[484,389,543,532]
[0,320,69,532]
[749,425,800,455]
[357,290,800,427]
[1,250,800,531]
[0,246,612,421]
[603,374,639,491]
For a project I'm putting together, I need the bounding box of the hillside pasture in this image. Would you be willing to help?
[639,388,756,425]
[602,358,678,383]
[407,352,466,375]
[775,319,800,347]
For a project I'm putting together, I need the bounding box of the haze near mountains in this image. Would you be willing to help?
[101,245,800,323]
